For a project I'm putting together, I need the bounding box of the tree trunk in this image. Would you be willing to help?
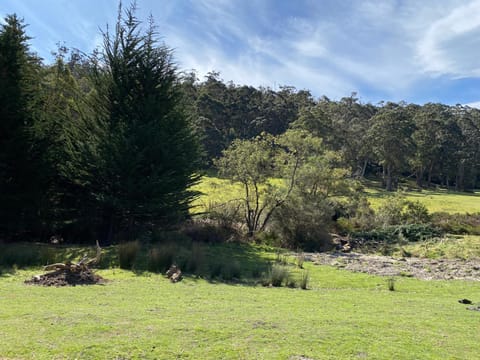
[385,164,393,192]
[361,159,368,178]
[416,167,424,188]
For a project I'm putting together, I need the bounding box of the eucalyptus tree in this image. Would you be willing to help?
[293,94,376,177]
[368,103,415,191]
[215,129,348,237]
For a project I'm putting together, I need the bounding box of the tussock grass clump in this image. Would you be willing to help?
[296,253,305,269]
[118,241,140,270]
[275,251,290,265]
[263,264,291,287]
[0,244,38,268]
[220,260,242,281]
[387,277,396,291]
[185,242,206,274]
[147,243,177,273]
[208,259,242,281]
[300,270,310,290]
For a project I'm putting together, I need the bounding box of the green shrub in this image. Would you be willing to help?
[271,194,334,251]
[333,197,376,234]
[118,241,140,270]
[353,224,442,243]
[403,201,431,224]
[375,194,406,227]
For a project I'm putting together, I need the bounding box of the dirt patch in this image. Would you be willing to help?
[306,252,480,281]
[25,268,105,286]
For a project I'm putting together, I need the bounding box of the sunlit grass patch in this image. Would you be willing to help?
[1,255,479,359]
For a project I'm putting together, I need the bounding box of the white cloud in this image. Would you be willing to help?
[416,0,480,77]
[465,100,480,108]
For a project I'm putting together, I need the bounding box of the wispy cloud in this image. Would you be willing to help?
[3,0,480,104]
[416,0,480,78]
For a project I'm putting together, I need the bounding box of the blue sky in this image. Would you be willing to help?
[2,0,480,106]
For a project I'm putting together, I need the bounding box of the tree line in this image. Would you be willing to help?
[187,78,480,192]
[2,5,480,244]
[0,7,200,242]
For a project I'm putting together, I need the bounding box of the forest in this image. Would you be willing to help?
[2,7,480,247]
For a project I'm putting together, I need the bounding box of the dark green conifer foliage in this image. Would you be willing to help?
[89,4,201,240]
[0,14,42,238]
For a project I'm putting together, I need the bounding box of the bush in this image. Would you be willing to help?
[353,224,442,243]
[271,195,334,251]
[118,241,140,269]
[375,194,406,227]
[403,201,431,224]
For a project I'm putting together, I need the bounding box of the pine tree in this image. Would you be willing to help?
[0,14,42,238]
[88,4,201,241]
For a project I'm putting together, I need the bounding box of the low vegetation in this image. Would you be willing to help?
[1,242,479,359]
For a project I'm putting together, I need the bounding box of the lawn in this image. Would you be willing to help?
[192,175,480,214]
[1,244,480,359]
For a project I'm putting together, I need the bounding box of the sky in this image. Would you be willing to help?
[2,0,480,106]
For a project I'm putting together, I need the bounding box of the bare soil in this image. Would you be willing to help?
[306,252,480,281]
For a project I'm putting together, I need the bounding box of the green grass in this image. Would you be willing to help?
[364,179,480,213]
[191,176,244,214]
[191,175,284,214]
[1,244,480,359]
[193,175,480,214]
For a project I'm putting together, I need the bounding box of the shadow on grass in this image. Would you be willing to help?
[0,266,17,277]
[0,241,279,287]
[129,241,272,286]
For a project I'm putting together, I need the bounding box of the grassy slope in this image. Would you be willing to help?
[1,252,480,359]
[366,186,480,213]
[192,175,480,214]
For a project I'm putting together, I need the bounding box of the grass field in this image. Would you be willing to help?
[1,248,480,359]
[192,175,480,214]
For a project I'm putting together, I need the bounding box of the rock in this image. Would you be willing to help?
[458,299,473,304]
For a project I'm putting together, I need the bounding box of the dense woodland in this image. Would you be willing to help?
[2,7,480,244]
